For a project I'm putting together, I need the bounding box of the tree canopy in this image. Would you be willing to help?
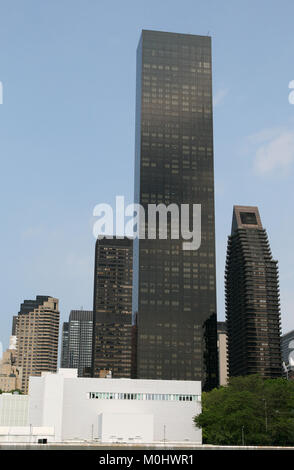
[0,389,23,395]
[194,375,294,446]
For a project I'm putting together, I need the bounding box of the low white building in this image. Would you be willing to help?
[0,426,55,443]
[29,369,202,444]
[0,393,29,426]
[0,393,55,443]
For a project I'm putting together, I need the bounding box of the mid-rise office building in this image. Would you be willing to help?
[92,237,133,379]
[0,336,22,392]
[225,206,282,378]
[15,296,60,393]
[217,321,228,386]
[133,30,218,389]
[61,310,93,377]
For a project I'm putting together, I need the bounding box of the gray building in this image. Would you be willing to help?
[61,310,93,377]
[281,330,294,371]
[133,30,218,389]
[60,322,69,369]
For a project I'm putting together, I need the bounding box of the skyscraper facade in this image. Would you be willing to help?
[61,310,93,377]
[133,30,218,389]
[0,336,22,392]
[217,321,228,386]
[225,206,282,378]
[12,316,18,336]
[15,296,59,393]
[61,322,69,369]
[92,237,133,378]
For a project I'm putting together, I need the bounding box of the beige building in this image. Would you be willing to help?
[0,337,22,392]
[15,296,60,393]
[217,322,228,386]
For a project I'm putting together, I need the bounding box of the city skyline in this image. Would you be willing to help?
[1,1,294,350]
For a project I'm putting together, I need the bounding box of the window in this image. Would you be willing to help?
[87,392,200,402]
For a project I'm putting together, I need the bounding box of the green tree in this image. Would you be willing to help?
[194,375,294,446]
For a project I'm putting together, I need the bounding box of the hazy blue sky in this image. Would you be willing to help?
[0,0,294,350]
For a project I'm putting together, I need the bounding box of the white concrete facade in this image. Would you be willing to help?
[29,369,202,443]
[98,413,154,443]
[0,394,29,426]
[0,426,55,443]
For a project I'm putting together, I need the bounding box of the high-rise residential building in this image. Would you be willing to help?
[132,30,218,389]
[15,296,59,393]
[0,336,22,392]
[225,206,282,378]
[60,322,69,369]
[92,237,133,379]
[217,322,228,386]
[61,310,93,377]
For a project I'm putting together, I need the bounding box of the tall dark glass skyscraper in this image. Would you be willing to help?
[225,206,282,378]
[133,30,218,389]
[92,237,133,378]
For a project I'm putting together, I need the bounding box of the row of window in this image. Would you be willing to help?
[88,392,200,402]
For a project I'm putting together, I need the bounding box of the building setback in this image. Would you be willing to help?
[15,296,59,393]
[133,30,218,389]
[92,237,133,378]
[61,310,93,377]
[225,206,282,378]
